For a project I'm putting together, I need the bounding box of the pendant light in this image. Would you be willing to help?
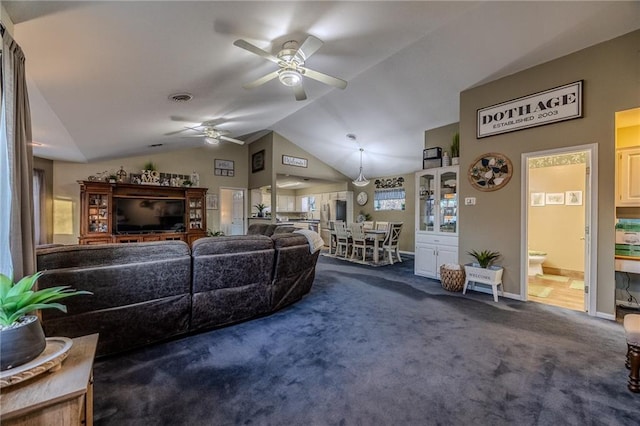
[352,147,370,187]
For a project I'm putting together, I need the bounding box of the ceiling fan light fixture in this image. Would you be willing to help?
[279,68,302,87]
[352,148,370,187]
[204,137,219,145]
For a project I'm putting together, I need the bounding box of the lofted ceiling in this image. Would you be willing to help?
[4,1,640,181]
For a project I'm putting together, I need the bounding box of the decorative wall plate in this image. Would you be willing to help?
[468,152,513,192]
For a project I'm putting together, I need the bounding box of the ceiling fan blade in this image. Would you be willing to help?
[184,134,205,137]
[200,118,225,128]
[233,39,280,64]
[219,135,245,145]
[293,84,307,101]
[243,70,279,89]
[296,35,323,62]
[164,125,202,136]
[300,67,347,90]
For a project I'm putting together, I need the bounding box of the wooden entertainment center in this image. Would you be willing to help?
[78,181,207,245]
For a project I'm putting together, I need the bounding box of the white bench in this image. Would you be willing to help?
[624,313,640,393]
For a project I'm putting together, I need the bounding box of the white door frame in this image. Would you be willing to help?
[520,143,598,316]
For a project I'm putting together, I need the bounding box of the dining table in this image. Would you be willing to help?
[329,228,387,264]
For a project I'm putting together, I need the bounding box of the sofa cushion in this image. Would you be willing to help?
[36,241,192,356]
[271,234,319,310]
[37,241,192,317]
[191,235,275,330]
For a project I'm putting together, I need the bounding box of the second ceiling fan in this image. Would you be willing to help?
[233,35,347,101]
[184,126,245,145]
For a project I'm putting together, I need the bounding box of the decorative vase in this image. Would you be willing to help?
[0,315,46,371]
[442,152,451,167]
[452,157,459,165]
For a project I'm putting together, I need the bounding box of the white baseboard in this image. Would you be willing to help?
[596,311,616,321]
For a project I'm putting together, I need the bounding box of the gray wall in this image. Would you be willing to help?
[459,29,640,316]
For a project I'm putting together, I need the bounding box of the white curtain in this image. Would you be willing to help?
[1,24,35,279]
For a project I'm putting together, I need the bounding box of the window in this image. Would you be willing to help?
[374,188,405,211]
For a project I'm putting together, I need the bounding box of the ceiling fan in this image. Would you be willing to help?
[183,126,245,145]
[233,35,347,101]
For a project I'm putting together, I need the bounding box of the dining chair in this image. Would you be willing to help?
[350,223,374,262]
[362,221,374,230]
[334,221,352,258]
[375,221,389,231]
[381,222,403,264]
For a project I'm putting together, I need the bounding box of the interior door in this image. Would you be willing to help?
[231,190,244,235]
[220,188,246,236]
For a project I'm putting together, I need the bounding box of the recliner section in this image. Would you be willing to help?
[36,235,319,356]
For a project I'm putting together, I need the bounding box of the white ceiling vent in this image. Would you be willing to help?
[168,92,193,102]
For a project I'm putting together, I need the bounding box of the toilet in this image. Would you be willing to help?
[528,250,547,276]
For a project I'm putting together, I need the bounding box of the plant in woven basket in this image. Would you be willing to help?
[0,272,91,370]
[467,249,501,268]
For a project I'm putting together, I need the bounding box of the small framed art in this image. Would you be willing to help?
[565,190,582,205]
[252,150,265,173]
[545,192,565,205]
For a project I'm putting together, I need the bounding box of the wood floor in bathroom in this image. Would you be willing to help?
[528,273,585,312]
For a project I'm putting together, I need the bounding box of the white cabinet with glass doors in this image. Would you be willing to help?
[415,165,459,279]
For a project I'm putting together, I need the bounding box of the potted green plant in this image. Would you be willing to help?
[254,203,266,217]
[467,249,500,268]
[0,272,91,371]
[142,161,157,171]
[206,229,225,237]
[107,173,118,184]
[451,132,460,165]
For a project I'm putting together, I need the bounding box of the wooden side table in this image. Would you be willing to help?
[0,333,99,426]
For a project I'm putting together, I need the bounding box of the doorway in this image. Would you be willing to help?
[220,188,246,235]
[521,144,597,315]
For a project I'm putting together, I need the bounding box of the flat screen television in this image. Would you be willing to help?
[114,198,185,234]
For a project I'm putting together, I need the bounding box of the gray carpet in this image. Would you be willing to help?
[93,255,636,425]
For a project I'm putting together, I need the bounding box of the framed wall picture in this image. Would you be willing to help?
[531,192,545,206]
[252,150,265,173]
[206,194,218,210]
[565,190,582,205]
[214,159,234,176]
[545,192,565,205]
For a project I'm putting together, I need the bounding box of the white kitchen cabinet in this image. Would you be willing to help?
[415,166,459,279]
[617,147,640,206]
[276,195,295,212]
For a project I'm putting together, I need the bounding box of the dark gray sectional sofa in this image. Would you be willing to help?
[36,233,320,356]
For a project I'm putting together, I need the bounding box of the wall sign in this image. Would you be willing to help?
[282,155,308,168]
[477,81,583,138]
